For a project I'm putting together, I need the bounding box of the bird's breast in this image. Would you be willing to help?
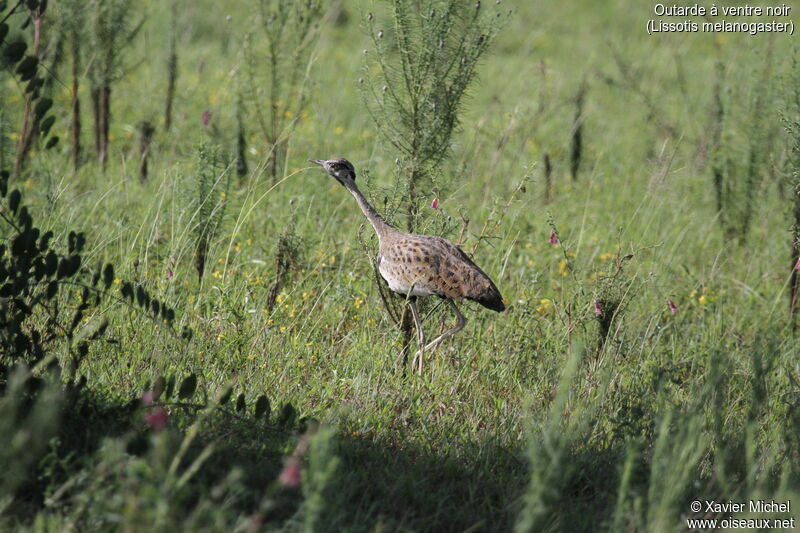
[378,255,439,297]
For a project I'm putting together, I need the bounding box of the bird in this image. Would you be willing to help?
[309,157,505,374]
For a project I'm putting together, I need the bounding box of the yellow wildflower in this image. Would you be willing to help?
[535,298,552,314]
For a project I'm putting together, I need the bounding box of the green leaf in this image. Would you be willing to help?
[75,341,89,358]
[254,395,270,420]
[69,308,84,334]
[235,393,246,412]
[67,255,82,277]
[152,375,166,401]
[40,115,55,135]
[8,189,21,214]
[57,255,81,279]
[34,97,52,118]
[11,228,36,257]
[178,373,197,399]
[44,250,57,275]
[164,375,175,399]
[278,403,296,427]
[219,387,233,406]
[120,281,133,300]
[136,285,147,307]
[45,280,58,299]
[91,263,101,286]
[0,23,9,43]
[45,136,59,149]
[25,77,43,94]
[39,230,53,251]
[103,263,114,288]
[16,55,37,81]
[17,206,31,229]
[0,283,13,298]
[3,41,27,63]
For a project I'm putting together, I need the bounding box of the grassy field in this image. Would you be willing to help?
[2,0,800,531]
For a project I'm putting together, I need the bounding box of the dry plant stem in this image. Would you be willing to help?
[471,183,523,255]
[570,83,585,181]
[544,152,552,202]
[70,29,82,172]
[139,122,155,182]
[164,1,178,132]
[15,9,42,176]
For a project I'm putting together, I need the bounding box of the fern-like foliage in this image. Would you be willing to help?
[361,0,505,230]
[782,53,800,325]
[241,0,326,181]
[192,144,229,282]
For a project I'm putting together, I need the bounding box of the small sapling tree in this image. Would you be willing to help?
[241,0,326,182]
[362,0,503,232]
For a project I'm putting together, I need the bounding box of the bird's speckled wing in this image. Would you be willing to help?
[378,235,505,311]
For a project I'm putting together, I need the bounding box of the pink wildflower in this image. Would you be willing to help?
[430,197,439,209]
[795,257,800,271]
[593,300,602,316]
[144,407,169,432]
[142,389,168,432]
[167,268,173,280]
[141,389,155,406]
[202,110,211,128]
[667,299,677,316]
[278,457,301,488]
[549,230,558,245]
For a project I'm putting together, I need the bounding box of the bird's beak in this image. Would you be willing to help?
[308,159,324,166]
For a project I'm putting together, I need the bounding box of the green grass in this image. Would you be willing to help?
[2,0,800,531]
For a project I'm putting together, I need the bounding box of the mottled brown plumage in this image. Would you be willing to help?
[310,157,505,374]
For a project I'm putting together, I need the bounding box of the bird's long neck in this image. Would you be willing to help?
[343,180,393,240]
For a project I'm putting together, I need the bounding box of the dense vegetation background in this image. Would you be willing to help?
[1,0,799,531]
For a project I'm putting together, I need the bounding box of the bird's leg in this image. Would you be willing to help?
[422,299,466,354]
[408,297,426,375]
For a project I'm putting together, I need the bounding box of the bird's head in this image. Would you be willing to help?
[309,158,356,185]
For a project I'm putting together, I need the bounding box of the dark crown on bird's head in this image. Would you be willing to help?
[309,158,356,184]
